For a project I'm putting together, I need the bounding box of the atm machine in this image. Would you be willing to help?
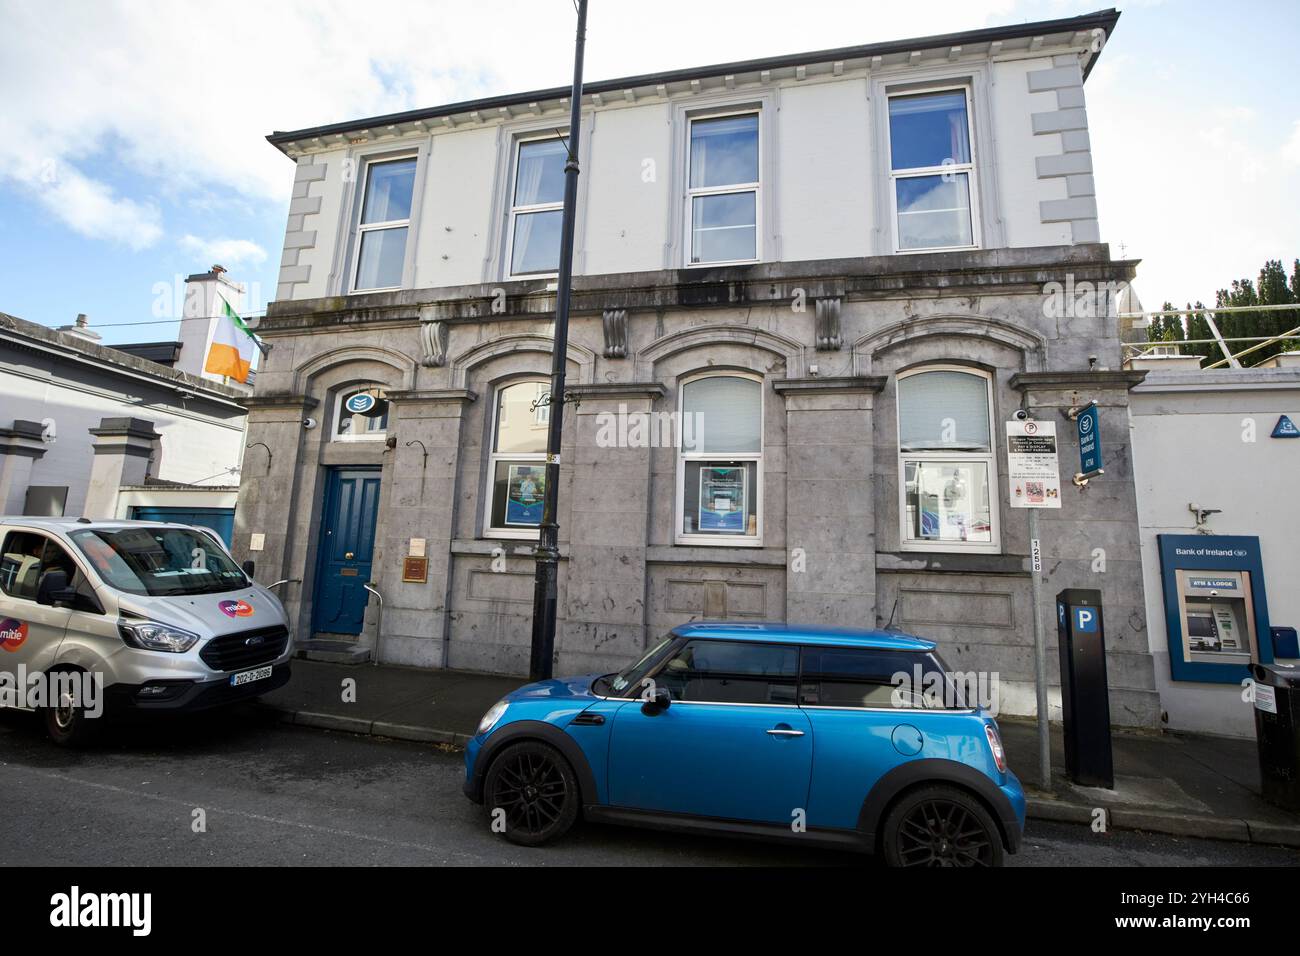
[1157,535,1272,683]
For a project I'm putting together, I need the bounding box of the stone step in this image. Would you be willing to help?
[295,639,371,665]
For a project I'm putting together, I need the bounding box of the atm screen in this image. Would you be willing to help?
[1187,613,1218,648]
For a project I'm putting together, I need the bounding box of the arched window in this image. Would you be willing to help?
[896,366,999,552]
[333,385,389,442]
[676,371,763,545]
[485,380,550,537]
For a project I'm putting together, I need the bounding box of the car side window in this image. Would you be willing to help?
[799,647,953,709]
[0,531,48,601]
[652,639,797,705]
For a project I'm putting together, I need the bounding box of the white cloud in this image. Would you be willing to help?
[16,160,163,250]
[1283,120,1300,166]
[0,0,1017,225]
[178,234,267,267]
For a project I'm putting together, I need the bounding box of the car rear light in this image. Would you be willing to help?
[985,724,1007,773]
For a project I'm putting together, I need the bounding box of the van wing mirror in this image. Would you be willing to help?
[36,569,69,606]
[241,559,255,579]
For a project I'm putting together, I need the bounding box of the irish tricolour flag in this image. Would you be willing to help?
[204,296,258,383]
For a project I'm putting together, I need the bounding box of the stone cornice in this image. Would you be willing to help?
[259,245,1139,335]
[1009,370,1147,391]
[386,388,478,405]
[771,375,887,395]
[241,393,320,412]
[565,382,667,400]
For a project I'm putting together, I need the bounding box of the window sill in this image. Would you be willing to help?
[649,544,786,568]
[877,551,1027,575]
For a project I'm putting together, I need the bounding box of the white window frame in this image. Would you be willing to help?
[675,370,764,547]
[484,379,549,540]
[885,85,981,255]
[350,155,417,293]
[504,134,568,280]
[331,385,389,444]
[684,109,762,268]
[895,365,1000,554]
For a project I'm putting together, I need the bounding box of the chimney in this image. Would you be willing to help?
[174,266,247,384]
[57,312,102,344]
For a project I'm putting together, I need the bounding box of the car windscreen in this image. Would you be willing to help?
[603,636,676,697]
[70,527,249,597]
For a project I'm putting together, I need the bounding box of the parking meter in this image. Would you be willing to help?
[1056,588,1114,788]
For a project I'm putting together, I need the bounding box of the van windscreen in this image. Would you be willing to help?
[71,527,248,597]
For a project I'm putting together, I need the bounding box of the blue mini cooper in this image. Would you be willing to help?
[463,622,1025,866]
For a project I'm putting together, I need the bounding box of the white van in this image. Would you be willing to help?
[0,518,292,745]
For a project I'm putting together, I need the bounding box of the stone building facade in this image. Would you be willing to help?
[235,10,1160,725]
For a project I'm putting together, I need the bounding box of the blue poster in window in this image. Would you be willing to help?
[698,466,746,532]
[505,464,545,526]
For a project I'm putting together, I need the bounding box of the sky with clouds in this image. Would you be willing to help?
[0,0,1296,344]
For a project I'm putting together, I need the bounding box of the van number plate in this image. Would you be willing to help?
[230,665,273,687]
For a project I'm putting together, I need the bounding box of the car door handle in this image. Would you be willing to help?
[766,728,804,737]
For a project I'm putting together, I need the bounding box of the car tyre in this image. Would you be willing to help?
[881,784,1004,867]
[43,679,102,748]
[483,740,579,847]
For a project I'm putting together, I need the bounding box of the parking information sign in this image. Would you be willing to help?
[1077,403,1102,473]
[1006,420,1062,509]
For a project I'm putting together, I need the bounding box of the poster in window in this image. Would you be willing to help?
[505,464,545,526]
[698,466,746,533]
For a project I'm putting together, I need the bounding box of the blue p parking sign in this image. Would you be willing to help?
[1075,606,1098,633]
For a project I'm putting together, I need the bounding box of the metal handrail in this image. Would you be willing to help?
[363,582,384,665]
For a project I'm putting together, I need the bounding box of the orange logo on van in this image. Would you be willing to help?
[219,600,254,618]
[0,619,28,652]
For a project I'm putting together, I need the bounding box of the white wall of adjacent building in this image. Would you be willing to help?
[1130,369,1300,737]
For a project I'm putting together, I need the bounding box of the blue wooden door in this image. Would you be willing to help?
[312,468,382,636]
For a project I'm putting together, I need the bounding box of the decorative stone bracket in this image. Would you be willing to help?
[815,297,842,351]
[418,307,449,367]
[602,308,628,359]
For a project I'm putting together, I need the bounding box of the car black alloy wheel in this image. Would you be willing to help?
[484,740,579,846]
[897,798,995,867]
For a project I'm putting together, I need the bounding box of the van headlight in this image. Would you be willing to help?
[477,700,509,737]
[118,620,201,653]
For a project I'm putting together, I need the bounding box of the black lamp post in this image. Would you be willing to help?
[529,0,588,681]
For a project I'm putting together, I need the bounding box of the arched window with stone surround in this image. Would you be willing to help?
[485,379,550,538]
[676,370,763,546]
[896,365,1000,552]
[333,385,389,442]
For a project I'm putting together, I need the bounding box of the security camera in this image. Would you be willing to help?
[1013,409,1030,421]
[303,417,317,429]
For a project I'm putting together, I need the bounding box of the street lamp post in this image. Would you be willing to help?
[529,0,588,681]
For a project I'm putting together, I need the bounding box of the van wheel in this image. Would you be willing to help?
[881,785,1003,867]
[43,683,101,748]
[483,741,579,847]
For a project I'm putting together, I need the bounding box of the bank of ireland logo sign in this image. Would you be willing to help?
[219,600,254,619]
[0,618,28,651]
[345,392,376,415]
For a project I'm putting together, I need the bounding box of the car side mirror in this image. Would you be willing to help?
[241,559,255,579]
[641,685,672,715]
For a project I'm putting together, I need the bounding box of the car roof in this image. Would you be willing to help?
[0,517,202,533]
[669,621,936,652]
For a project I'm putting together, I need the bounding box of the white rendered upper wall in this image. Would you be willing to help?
[273,45,1102,302]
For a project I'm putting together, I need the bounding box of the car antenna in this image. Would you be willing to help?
[884,598,900,631]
